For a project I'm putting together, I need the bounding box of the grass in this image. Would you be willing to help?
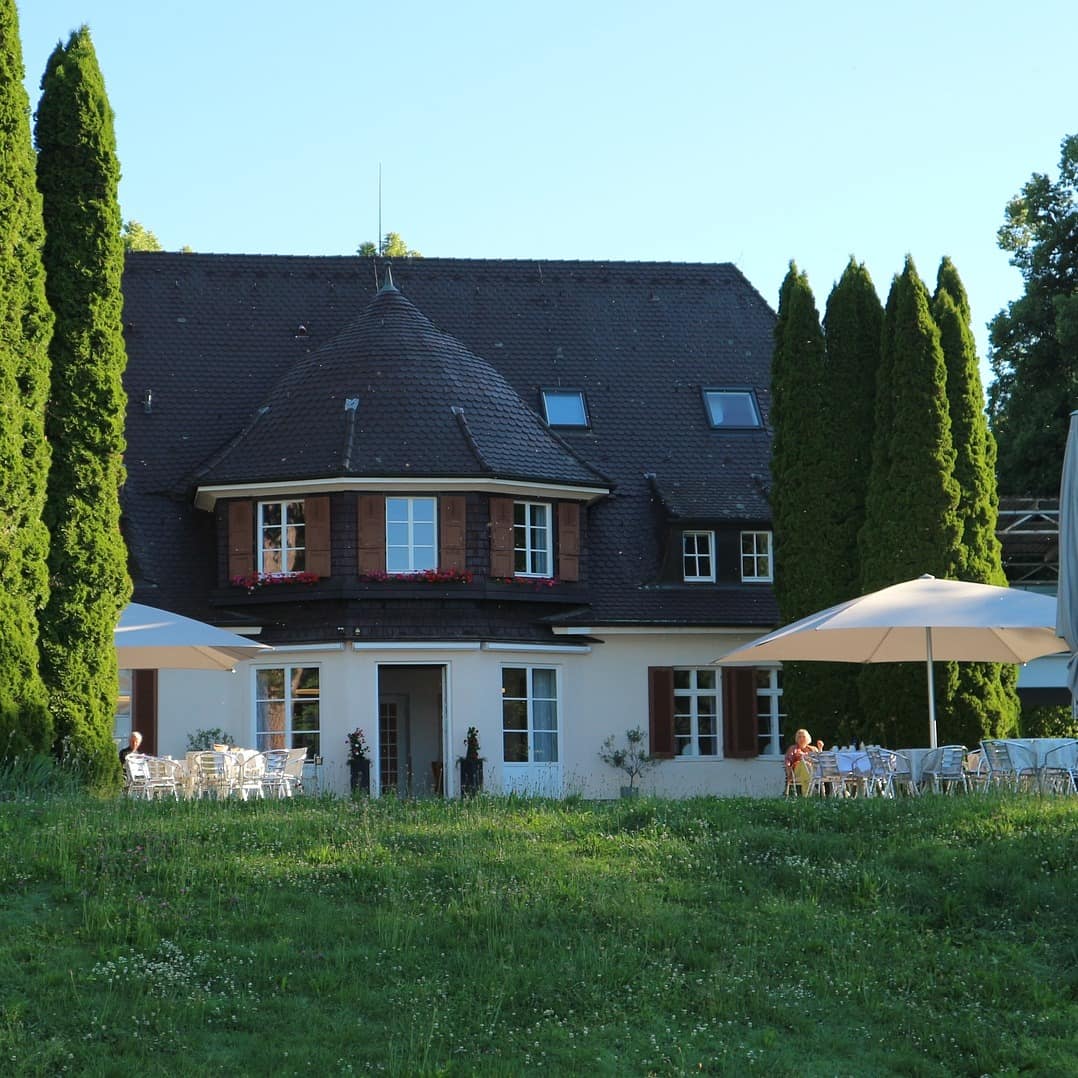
[0,788,1075,1076]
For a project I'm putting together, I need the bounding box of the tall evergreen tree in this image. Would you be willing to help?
[35,26,131,784]
[0,0,54,757]
[858,257,961,746]
[933,258,1020,742]
[769,264,834,738]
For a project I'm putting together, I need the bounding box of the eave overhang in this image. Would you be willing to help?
[194,475,611,512]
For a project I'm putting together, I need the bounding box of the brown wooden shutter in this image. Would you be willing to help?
[557,502,580,582]
[228,500,254,580]
[304,495,331,578]
[440,496,466,570]
[648,667,675,759]
[357,495,386,574]
[489,496,514,577]
[722,666,759,758]
[132,670,158,756]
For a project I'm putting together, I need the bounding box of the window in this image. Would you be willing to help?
[255,666,320,754]
[114,669,133,746]
[703,389,761,428]
[541,389,589,428]
[741,530,773,581]
[386,497,437,573]
[755,668,784,755]
[682,530,715,582]
[674,668,719,756]
[502,666,559,763]
[514,501,552,577]
[259,500,306,574]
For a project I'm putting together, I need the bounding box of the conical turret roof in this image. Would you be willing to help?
[195,282,606,489]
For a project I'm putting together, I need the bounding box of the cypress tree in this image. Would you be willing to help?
[35,27,131,785]
[933,257,1020,743]
[808,259,884,743]
[0,0,54,757]
[770,264,833,739]
[858,257,961,746]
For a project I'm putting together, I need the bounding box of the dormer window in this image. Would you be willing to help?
[541,389,589,428]
[259,500,306,573]
[703,389,761,429]
[682,530,715,582]
[741,530,773,582]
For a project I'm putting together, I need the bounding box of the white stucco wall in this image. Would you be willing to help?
[148,628,785,799]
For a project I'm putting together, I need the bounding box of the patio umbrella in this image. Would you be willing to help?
[115,602,272,670]
[1055,409,1078,700]
[717,574,1066,748]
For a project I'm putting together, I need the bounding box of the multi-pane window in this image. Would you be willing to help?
[514,501,552,577]
[703,389,761,428]
[502,666,559,763]
[255,666,320,755]
[259,500,306,574]
[740,530,773,581]
[682,531,715,582]
[386,497,437,573]
[755,668,784,755]
[674,668,719,756]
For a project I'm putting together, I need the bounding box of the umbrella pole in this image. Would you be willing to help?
[925,627,938,749]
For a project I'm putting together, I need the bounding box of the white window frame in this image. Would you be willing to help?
[513,501,553,577]
[682,530,716,582]
[740,530,773,582]
[385,496,438,573]
[755,668,784,756]
[258,499,306,575]
[114,669,133,747]
[501,665,559,764]
[254,665,321,755]
[674,667,720,757]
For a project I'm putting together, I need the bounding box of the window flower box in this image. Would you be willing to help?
[231,571,320,593]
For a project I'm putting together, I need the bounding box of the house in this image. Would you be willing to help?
[117,253,783,796]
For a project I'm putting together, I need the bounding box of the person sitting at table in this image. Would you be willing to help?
[119,730,143,763]
[784,728,818,795]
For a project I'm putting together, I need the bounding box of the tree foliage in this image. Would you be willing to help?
[357,232,422,258]
[121,219,161,251]
[988,134,1078,495]
[0,0,54,757]
[858,257,961,747]
[35,26,131,785]
[932,258,1019,742]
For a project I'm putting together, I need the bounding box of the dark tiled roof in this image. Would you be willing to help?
[195,284,606,488]
[121,254,778,628]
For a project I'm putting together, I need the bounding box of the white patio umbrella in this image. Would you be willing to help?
[717,574,1066,748]
[115,602,272,670]
[1055,409,1078,700]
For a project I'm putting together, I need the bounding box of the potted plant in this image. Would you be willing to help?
[599,726,658,798]
[458,726,484,798]
[346,727,371,794]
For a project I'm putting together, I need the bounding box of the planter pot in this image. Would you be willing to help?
[620,786,640,799]
[349,757,371,795]
[458,757,484,798]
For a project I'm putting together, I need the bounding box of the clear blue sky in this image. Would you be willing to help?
[18,1,1078,382]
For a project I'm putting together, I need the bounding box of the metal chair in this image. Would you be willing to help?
[981,740,1038,793]
[284,748,308,795]
[233,752,266,800]
[919,745,969,794]
[806,751,850,797]
[1039,739,1078,795]
[193,751,235,799]
[261,749,293,798]
[123,753,153,799]
[146,756,182,800]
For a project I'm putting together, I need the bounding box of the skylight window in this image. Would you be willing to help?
[703,389,761,429]
[541,389,589,428]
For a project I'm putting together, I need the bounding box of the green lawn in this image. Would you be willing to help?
[0,787,1075,1076]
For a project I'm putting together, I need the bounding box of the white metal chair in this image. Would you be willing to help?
[1039,739,1078,795]
[806,752,851,797]
[919,745,970,794]
[981,740,1038,793]
[284,747,308,795]
[233,752,266,800]
[261,749,293,798]
[193,751,235,799]
[146,756,182,800]
[123,753,153,799]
